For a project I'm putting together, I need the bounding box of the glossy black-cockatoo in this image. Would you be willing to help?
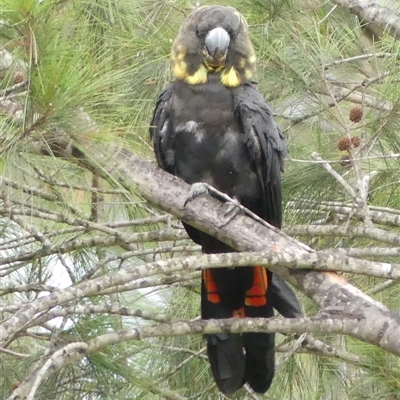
[150,5,301,395]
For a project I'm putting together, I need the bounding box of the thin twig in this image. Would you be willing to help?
[311,152,358,202]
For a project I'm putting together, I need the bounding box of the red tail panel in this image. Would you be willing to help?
[203,269,221,303]
[245,266,268,307]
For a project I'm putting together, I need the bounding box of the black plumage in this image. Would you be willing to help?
[150,5,301,394]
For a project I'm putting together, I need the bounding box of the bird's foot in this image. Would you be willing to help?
[184,182,211,206]
[184,182,230,206]
[184,182,243,226]
[222,198,241,220]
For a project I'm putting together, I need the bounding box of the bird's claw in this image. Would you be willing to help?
[184,182,212,206]
[223,198,241,219]
[184,182,242,226]
[184,182,234,206]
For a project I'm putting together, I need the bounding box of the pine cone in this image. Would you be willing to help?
[349,106,363,123]
[351,136,361,148]
[337,136,352,151]
[13,71,25,84]
[338,135,361,151]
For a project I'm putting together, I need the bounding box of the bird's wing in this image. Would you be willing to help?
[150,83,202,244]
[271,274,302,318]
[149,83,174,173]
[233,83,302,318]
[233,82,287,228]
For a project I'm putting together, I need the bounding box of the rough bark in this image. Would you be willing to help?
[6,315,400,400]
[1,140,399,380]
[330,0,400,39]
[76,142,400,347]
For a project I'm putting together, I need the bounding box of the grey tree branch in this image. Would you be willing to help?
[6,315,400,400]
[330,0,400,39]
[3,243,400,345]
[285,224,400,246]
[330,247,400,258]
[0,227,187,269]
[46,304,171,323]
[285,334,362,364]
[311,152,358,201]
[291,201,400,227]
[2,140,399,354]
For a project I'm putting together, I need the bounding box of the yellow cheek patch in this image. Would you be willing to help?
[176,52,186,61]
[204,63,224,73]
[239,58,246,68]
[172,60,188,80]
[221,67,241,87]
[245,68,254,80]
[171,48,208,84]
[172,44,186,58]
[185,64,208,84]
[171,49,189,80]
[248,54,256,65]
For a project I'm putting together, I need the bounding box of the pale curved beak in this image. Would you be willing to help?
[205,27,230,66]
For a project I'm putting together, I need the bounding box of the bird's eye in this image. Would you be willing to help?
[226,27,237,39]
[196,28,207,38]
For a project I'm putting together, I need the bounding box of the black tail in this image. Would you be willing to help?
[199,244,300,395]
[206,332,275,394]
[206,333,246,394]
[244,332,275,393]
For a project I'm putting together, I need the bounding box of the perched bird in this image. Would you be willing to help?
[150,5,301,394]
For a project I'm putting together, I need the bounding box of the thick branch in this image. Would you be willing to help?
[0,228,187,269]
[286,224,400,246]
[73,143,399,346]
[292,201,400,228]
[4,250,400,342]
[330,0,400,39]
[2,141,399,359]
[7,316,400,400]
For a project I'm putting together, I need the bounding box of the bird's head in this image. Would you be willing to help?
[171,6,256,87]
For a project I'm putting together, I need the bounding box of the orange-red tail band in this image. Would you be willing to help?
[203,266,268,307]
[203,269,221,303]
[245,266,268,306]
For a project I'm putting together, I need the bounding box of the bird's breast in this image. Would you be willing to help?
[169,77,261,205]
